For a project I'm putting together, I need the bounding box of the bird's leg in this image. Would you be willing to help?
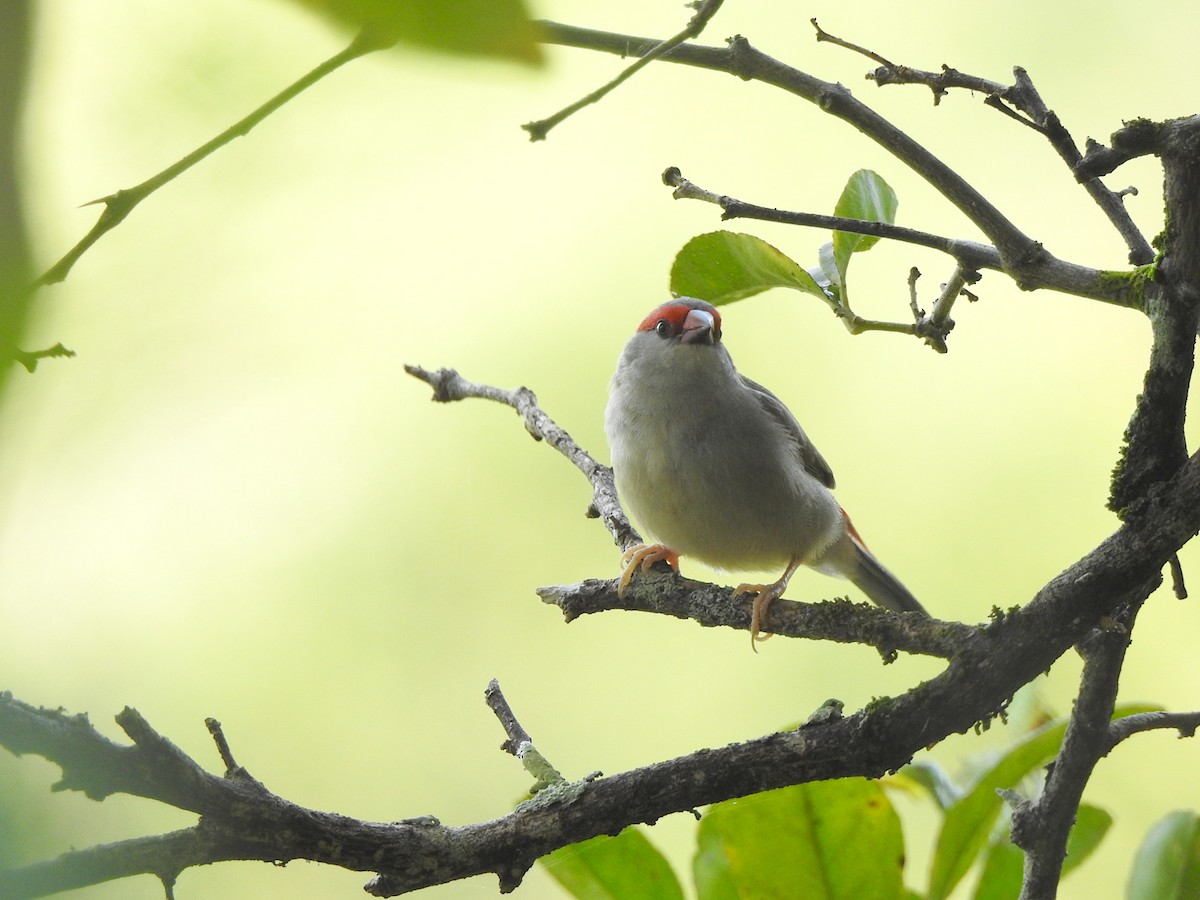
[617,543,680,596]
[736,555,804,648]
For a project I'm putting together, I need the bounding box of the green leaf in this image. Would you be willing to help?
[286,0,544,65]
[1128,811,1200,900]
[898,760,963,811]
[927,703,1157,900]
[829,169,898,288]
[669,232,830,306]
[1062,803,1112,877]
[694,780,905,900]
[542,826,685,900]
[973,838,1023,900]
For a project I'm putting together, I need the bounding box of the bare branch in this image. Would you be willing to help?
[1105,709,1200,751]
[537,575,969,660]
[404,364,640,553]
[661,166,1138,309]
[524,0,726,141]
[663,166,1000,267]
[539,23,1055,274]
[808,21,1154,264]
[1168,553,1188,599]
[33,32,382,290]
[11,341,74,373]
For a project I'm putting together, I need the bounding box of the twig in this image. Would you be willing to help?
[33,32,383,289]
[404,364,641,552]
[11,341,75,373]
[810,20,1154,265]
[484,679,567,792]
[929,263,977,335]
[485,678,533,755]
[1168,554,1188,599]
[524,0,726,141]
[661,167,1136,309]
[205,718,240,775]
[663,166,1001,269]
[810,18,895,69]
[1104,709,1200,751]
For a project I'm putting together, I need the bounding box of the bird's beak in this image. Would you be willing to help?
[680,308,715,345]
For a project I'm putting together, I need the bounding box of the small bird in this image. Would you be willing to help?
[604,297,927,645]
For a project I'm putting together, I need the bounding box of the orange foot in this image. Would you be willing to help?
[736,555,804,650]
[617,543,680,596]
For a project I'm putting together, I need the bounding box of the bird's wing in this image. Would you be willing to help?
[739,374,837,489]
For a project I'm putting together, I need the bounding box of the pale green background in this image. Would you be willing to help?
[3,1,1198,898]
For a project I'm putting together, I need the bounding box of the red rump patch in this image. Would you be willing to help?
[841,507,870,550]
[637,298,722,335]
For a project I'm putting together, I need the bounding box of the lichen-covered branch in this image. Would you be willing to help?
[4,437,1199,895]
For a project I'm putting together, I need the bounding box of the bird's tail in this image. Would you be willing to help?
[841,513,928,617]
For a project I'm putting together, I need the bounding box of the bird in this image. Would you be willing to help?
[604,297,928,646]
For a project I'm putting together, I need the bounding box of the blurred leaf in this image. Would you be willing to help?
[670,232,829,306]
[285,0,544,65]
[927,703,1156,900]
[830,169,897,284]
[1128,810,1200,900]
[694,780,904,900]
[971,804,1111,900]
[1062,803,1112,877]
[896,760,963,811]
[542,826,685,900]
[973,838,1022,900]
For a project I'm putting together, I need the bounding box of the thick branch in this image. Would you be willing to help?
[4,436,1199,894]
[1109,117,1200,516]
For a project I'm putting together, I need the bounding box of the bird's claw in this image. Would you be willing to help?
[736,582,780,648]
[618,543,679,596]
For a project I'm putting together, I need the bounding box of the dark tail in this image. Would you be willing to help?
[849,542,928,616]
[842,514,928,616]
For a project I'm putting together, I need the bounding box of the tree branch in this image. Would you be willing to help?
[1104,709,1200,751]
[536,575,966,660]
[1010,605,1140,898]
[1109,117,1200,516]
[33,31,383,290]
[810,19,1154,265]
[404,363,641,553]
[540,22,1141,301]
[524,0,726,141]
[659,164,1137,310]
[4,429,1199,894]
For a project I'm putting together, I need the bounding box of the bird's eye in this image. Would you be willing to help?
[654,319,671,338]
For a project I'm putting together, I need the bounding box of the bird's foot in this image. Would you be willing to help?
[736,556,803,651]
[735,582,785,649]
[617,544,679,596]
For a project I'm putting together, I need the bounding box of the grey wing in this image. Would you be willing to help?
[739,374,836,488]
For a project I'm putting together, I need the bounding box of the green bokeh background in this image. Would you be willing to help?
[3,1,1199,897]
